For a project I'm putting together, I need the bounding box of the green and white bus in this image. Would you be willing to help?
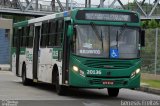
[12,8,145,97]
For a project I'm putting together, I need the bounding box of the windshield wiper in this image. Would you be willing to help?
[90,22,102,41]
[116,23,127,48]
[118,23,127,37]
[90,22,104,52]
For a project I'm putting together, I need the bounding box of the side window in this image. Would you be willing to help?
[46,19,64,47]
[56,20,64,46]
[22,27,26,47]
[19,28,24,47]
[21,27,29,47]
[41,22,49,47]
[48,20,57,47]
[25,26,30,47]
[27,25,34,47]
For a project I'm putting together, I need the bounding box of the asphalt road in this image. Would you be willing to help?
[0,71,160,106]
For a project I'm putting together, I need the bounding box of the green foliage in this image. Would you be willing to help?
[141,21,148,28]
[141,28,160,73]
[158,22,160,28]
[141,79,160,89]
[141,20,159,29]
[148,19,158,28]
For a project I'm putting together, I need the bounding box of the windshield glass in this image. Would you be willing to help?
[72,25,139,59]
[110,26,139,59]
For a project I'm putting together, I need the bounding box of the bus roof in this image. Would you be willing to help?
[14,11,70,27]
[14,8,138,28]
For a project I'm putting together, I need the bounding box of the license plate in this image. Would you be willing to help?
[102,81,114,85]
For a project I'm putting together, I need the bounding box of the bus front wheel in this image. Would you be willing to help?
[107,88,119,97]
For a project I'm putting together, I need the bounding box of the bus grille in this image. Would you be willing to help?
[89,79,102,84]
[83,60,132,69]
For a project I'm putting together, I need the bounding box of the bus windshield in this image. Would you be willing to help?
[72,25,139,59]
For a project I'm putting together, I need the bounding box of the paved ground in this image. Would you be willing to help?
[0,71,160,106]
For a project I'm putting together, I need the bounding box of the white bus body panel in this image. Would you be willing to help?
[37,48,63,84]
[38,48,52,83]
[12,53,16,75]
[26,48,33,79]
[57,62,62,85]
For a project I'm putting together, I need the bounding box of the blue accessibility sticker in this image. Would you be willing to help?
[110,49,119,58]
[63,11,68,17]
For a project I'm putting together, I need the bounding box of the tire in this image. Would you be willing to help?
[107,88,119,97]
[55,71,66,95]
[22,64,31,86]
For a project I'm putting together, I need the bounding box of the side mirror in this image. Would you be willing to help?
[140,29,145,47]
[67,25,73,38]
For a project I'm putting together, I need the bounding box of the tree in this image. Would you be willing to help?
[148,19,158,28]
[158,22,160,28]
[141,21,148,29]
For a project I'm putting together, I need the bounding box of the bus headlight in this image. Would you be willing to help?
[131,68,140,78]
[73,66,79,72]
[135,68,140,74]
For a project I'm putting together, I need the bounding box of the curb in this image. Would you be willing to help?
[137,86,160,95]
[0,65,10,71]
[0,67,10,71]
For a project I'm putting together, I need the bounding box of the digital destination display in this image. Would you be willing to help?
[85,13,130,21]
[76,10,139,22]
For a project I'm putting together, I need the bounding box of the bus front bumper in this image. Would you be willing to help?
[69,71,140,89]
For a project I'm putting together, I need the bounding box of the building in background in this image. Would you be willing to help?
[0,18,12,64]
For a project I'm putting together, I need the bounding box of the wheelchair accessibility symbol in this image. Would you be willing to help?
[110,49,119,58]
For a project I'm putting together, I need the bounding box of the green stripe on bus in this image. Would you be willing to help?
[11,47,16,54]
[52,48,62,59]
[14,20,28,28]
[20,48,26,55]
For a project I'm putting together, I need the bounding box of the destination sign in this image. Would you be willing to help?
[76,10,139,22]
[85,13,130,21]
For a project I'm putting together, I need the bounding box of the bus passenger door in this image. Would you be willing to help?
[16,28,21,76]
[33,23,41,81]
[62,21,70,84]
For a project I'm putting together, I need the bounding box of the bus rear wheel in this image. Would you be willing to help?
[22,64,31,86]
[55,71,66,95]
[107,88,119,97]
